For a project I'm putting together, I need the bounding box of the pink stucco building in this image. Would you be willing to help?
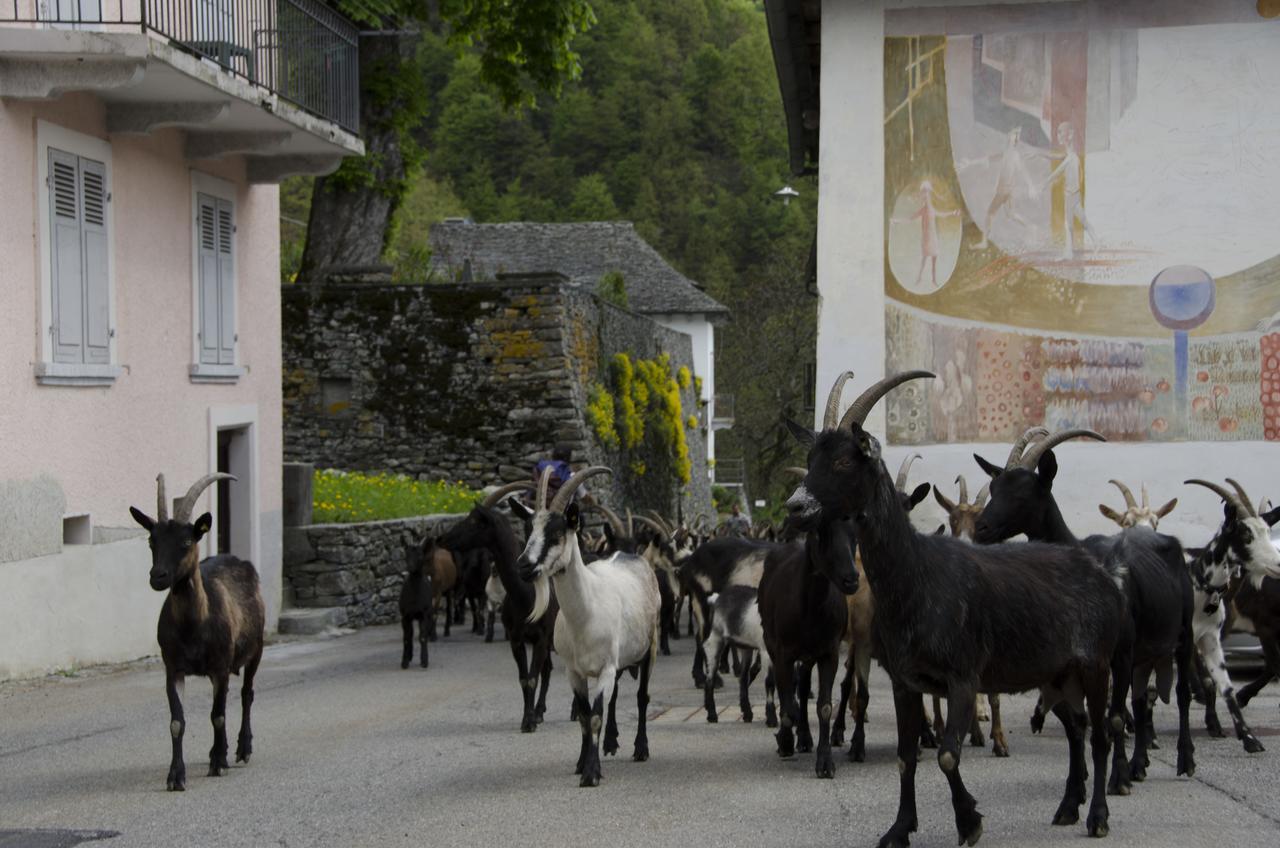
[0,3,362,679]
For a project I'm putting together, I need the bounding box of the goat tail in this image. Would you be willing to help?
[527,574,552,624]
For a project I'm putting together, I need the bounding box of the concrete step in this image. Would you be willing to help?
[278,607,348,635]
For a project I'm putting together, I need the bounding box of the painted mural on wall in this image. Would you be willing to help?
[882,16,1280,445]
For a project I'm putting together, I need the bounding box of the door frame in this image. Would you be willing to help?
[206,404,259,565]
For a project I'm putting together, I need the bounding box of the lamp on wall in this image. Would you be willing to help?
[772,184,800,206]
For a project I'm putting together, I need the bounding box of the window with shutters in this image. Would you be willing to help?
[190,174,243,383]
[36,124,119,387]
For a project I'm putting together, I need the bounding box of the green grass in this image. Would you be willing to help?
[312,469,482,524]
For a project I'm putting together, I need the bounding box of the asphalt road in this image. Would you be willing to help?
[1,621,1278,848]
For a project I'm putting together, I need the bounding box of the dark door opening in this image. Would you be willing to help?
[217,430,232,555]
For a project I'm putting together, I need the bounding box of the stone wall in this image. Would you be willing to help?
[284,514,466,627]
[282,275,712,517]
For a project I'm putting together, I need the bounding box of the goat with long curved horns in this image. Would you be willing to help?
[130,473,265,791]
[787,372,1127,843]
[1099,480,1177,530]
[517,466,661,786]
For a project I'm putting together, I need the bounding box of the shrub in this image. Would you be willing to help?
[312,469,481,523]
[597,270,628,308]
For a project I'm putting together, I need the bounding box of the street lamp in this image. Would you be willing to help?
[773,184,800,206]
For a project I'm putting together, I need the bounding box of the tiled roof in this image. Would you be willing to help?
[428,221,729,318]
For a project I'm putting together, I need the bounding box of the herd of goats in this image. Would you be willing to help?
[127,369,1280,847]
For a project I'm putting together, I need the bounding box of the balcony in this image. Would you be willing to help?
[1,0,363,178]
[713,457,744,487]
[712,393,734,430]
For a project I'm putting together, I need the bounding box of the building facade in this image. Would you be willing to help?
[0,4,362,679]
[766,0,1280,539]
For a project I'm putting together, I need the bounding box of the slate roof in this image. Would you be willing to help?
[428,221,729,319]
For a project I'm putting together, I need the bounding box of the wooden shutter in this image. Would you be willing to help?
[81,158,110,364]
[216,198,236,364]
[49,148,84,364]
[197,193,221,364]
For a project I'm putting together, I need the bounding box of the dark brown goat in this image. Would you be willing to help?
[400,544,434,669]
[130,473,265,792]
[411,538,458,641]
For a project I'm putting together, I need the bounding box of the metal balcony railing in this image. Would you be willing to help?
[3,0,360,133]
[714,457,744,486]
[712,393,734,429]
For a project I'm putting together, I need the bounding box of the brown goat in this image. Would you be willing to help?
[408,537,459,641]
[130,473,265,792]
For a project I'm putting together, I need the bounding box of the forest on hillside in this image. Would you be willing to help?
[283,0,818,512]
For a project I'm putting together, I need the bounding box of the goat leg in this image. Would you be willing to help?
[832,655,853,746]
[484,608,496,643]
[634,636,653,762]
[814,654,838,779]
[967,696,986,748]
[572,689,592,776]
[795,661,815,754]
[401,617,414,669]
[773,656,797,758]
[988,694,1009,758]
[703,632,723,723]
[1084,666,1114,838]
[1174,632,1197,777]
[938,683,982,846]
[235,647,261,764]
[535,649,553,724]
[511,639,536,733]
[581,675,613,787]
[737,648,755,723]
[165,672,187,791]
[1235,637,1280,708]
[1195,650,1225,736]
[1050,701,1087,826]
[877,681,922,848]
[1197,629,1263,752]
[603,670,622,756]
[208,673,231,777]
[1105,642,1133,796]
[1128,668,1153,782]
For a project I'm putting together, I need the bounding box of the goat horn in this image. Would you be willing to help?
[156,473,169,522]
[632,515,670,538]
[783,466,808,478]
[1109,480,1138,510]
[1004,426,1050,470]
[625,508,636,537]
[1018,429,1106,470]
[954,475,969,505]
[1184,479,1243,512]
[549,466,611,513]
[895,454,922,491]
[536,466,554,511]
[481,481,534,509]
[1141,483,1150,510]
[588,503,628,540]
[644,509,674,536]
[823,370,856,430]
[692,513,709,532]
[975,481,991,508]
[1224,478,1258,517]
[174,473,236,524]
[839,370,936,431]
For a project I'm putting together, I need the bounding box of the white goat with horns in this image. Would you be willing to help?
[518,466,660,787]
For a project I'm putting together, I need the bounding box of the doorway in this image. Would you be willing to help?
[213,424,252,561]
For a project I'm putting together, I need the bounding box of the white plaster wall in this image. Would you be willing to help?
[815,0,1280,536]
[651,313,716,466]
[0,93,285,660]
[0,538,165,680]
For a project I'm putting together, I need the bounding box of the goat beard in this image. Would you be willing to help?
[527,574,552,624]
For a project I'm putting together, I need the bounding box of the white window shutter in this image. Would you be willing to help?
[197,193,221,365]
[216,198,236,365]
[81,157,110,364]
[49,148,84,364]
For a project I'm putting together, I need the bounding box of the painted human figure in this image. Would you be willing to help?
[1042,123,1098,260]
[892,179,960,287]
[958,126,1037,249]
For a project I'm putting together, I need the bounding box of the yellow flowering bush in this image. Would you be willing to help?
[312,469,481,523]
[589,352,691,485]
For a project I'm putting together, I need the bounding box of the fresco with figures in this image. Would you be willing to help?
[882,15,1280,445]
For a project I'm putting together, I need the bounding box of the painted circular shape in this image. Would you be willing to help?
[1149,265,1216,330]
[1260,0,1280,20]
[887,181,963,294]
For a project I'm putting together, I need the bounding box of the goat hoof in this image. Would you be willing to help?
[877,826,913,848]
[797,738,813,754]
[632,744,649,762]
[991,741,1009,758]
[712,674,725,690]
[1087,812,1109,838]
[400,659,410,669]
[1148,736,1159,750]
[1129,765,1146,783]
[849,740,866,763]
[742,710,753,724]
[235,741,252,764]
[831,728,844,746]
[1206,722,1225,738]
[815,756,835,779]
[166,767,186,792]
[958,818,982,847]
[420,659,429,669]
[1177,758,1195,778]
[603,738,619,757]
[208,764,229,777]
[969,731,986,748]
[1243,734,1264,754]
[706,711,718,724]
[1052,808,1080,826]
[520,718,537,733]
[579,771,601,788]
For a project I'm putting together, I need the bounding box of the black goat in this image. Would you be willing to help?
[787,371,1126,844]
[758,516,858,778]
[974,428,1196,792]
[130,473,265,792]
[457,548,491,636]
[438,482,555,733]
[399,542,434,669]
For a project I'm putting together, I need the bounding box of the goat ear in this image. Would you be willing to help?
[973,453,1003,480]
[565,503,581,530]
[1156,498,1178,518]
[508,499,533,521]
[932,485,956,513]
[908,482,930,510]
[129,507,155,531]
[1262,504,1280,528]
[933,524,946,535]
[1223,501,1239,524]
[1099,504,1124,525]
[1035,450,1058,487]
[782,416,816,447]
[855,430,881,462]
[192,512,212,540]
